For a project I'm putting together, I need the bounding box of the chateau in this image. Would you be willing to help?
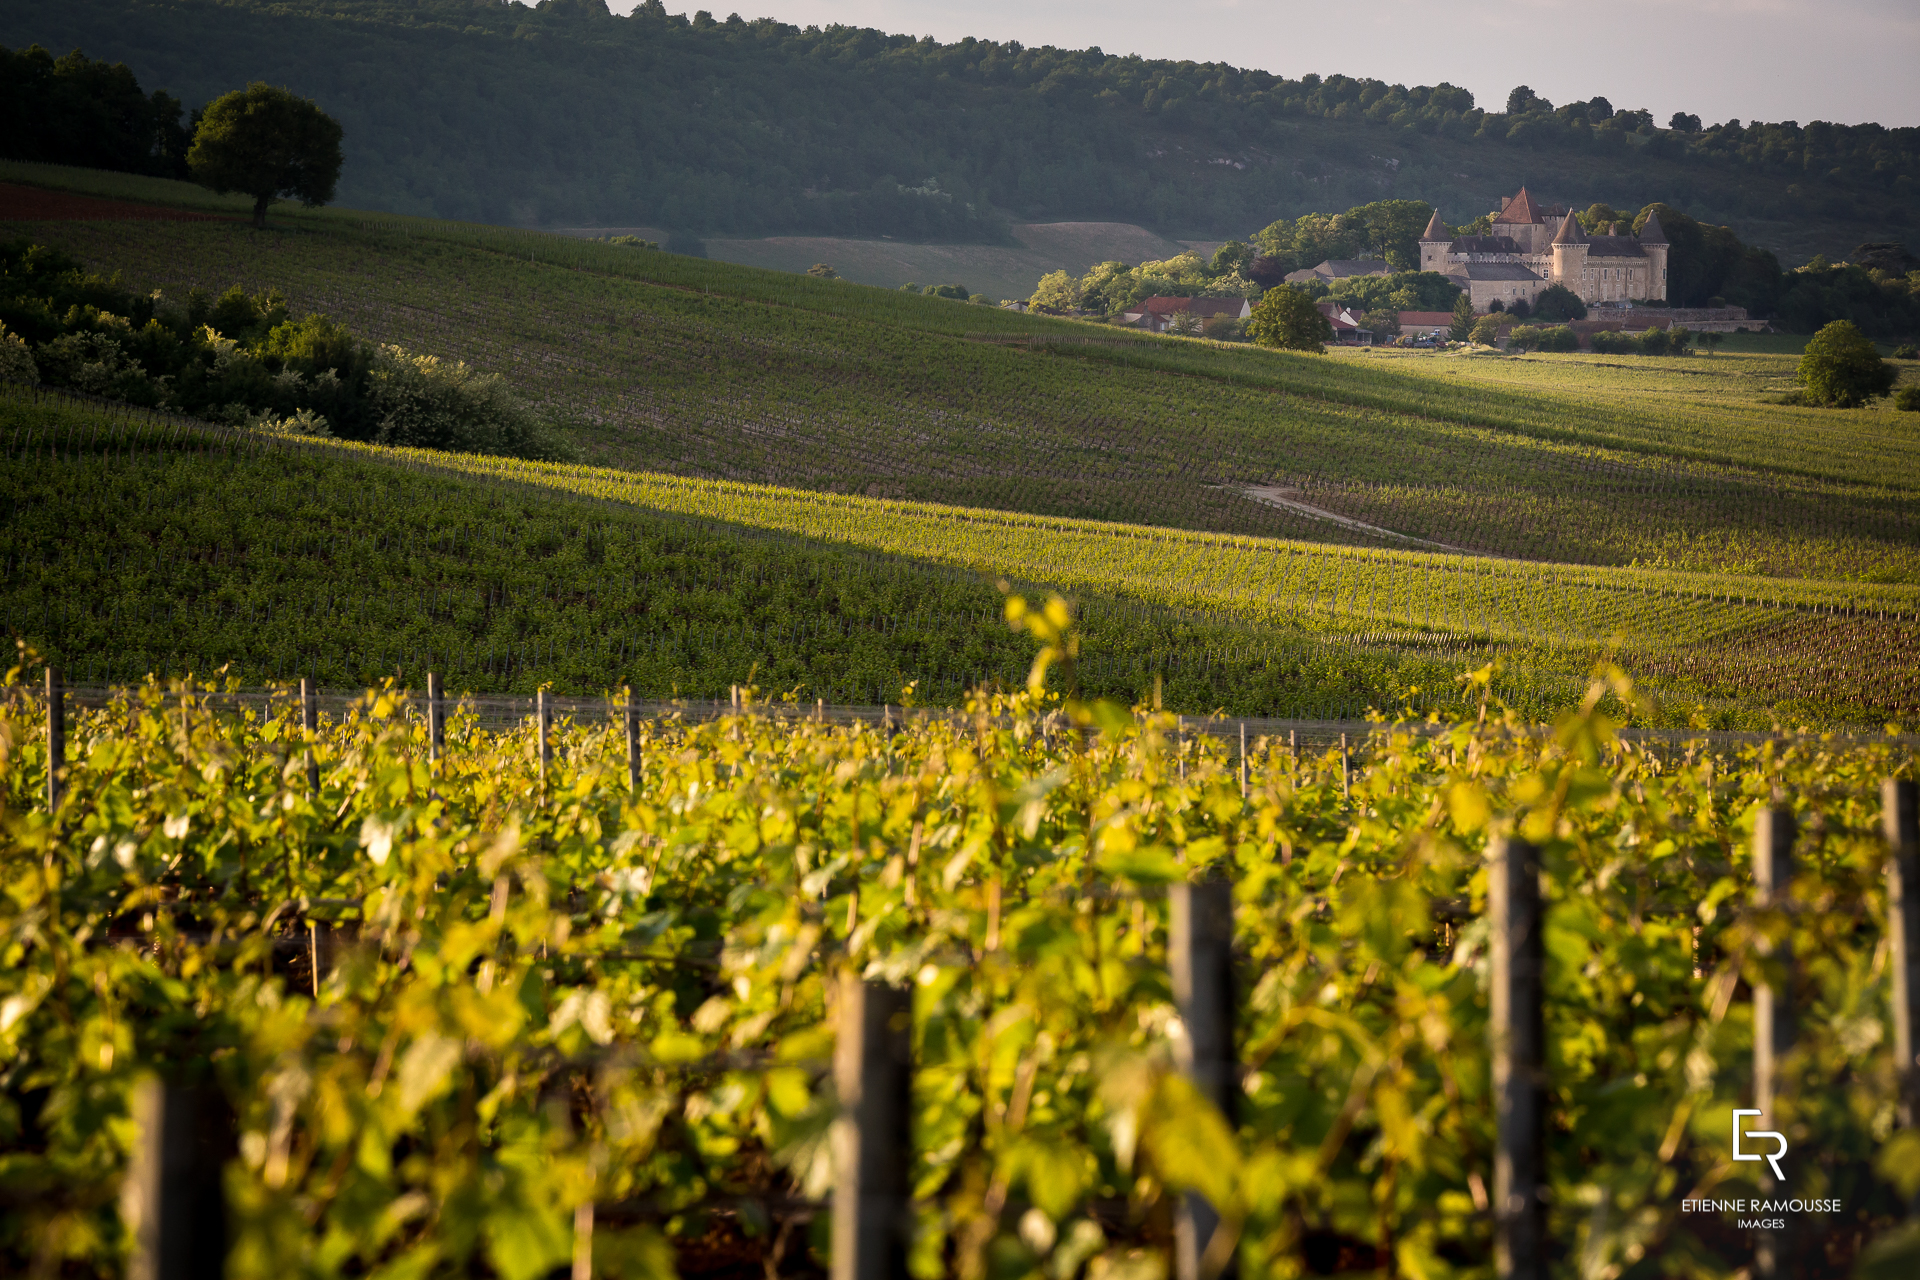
[1418,187,1670,311]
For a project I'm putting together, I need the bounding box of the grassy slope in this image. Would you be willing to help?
[8,391,1916,728]
[5,166,1917,724]
[693,222,1196,300]
[0,391,1630,723]
[21,174,1916,585]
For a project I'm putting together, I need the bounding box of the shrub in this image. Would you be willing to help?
[1531,284,1588,322]
[1896,385,1920,411]
[1798,319,1897,407]
[0,322,38,383]
[1537,325,1580,352]
[1893,343,1918,359]
[1508,297,1532,319]
[366,345,570,458]
[1359,308,1400,338]
[1589,329,1633,354]
[1200,314,1242,342]
[1506,324,1544,352]
[1469,315,1502,345]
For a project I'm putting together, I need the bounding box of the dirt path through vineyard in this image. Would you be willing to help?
[1240,485,1469,553]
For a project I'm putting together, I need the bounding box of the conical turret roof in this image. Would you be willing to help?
[1494,186,1545,224]
[1637,210,1670,244]
[1551,210,1586,246]
[1420,209,1449,241]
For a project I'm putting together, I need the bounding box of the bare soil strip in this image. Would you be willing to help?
[0,183,228,221]
[1239,485,1469,552]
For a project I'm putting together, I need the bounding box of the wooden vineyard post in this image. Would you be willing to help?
[1489,834,1545,1280]
[1238,721,1248,798]
[45,664,64,811]
[1170,877,1237,1280]
[300,678,319,792]
[832,974,913,1280]
[1340,732,1350,799]
[537,690,552,781]
[124,1079,234,1280]
[1752,808,1795,1280]
[1883,780,1919,1132]
[309,915,336,997]
[625,686,640,794]
[426,672,445,763]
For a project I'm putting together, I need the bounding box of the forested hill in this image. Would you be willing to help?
[3,0,1916,256]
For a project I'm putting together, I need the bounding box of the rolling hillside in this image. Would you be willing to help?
[14,164,1916,584]
[684,222,1215,301]
[4,165,1918,727]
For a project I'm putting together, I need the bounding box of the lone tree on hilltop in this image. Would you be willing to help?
[1246,285,1332,353]
[1798,319,1895,407]
[188,83,342,229]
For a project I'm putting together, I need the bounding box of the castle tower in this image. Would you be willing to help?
[1637,211,1670,301]
[1418,208,1450,274]
[1549,210,1588,293]
[1493,186,1548,254]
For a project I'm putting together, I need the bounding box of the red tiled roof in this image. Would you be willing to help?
[1398,311,1456,325]
[1494,186,1546,225]
[1140,296,1247,317]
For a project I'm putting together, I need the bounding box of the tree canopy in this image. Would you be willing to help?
[1797,320,1897,407]
[1531,284,1587,322]
[1246,286,1331,353]
[1250,200,1436,274]
[0,44,189,176]
[187,82,343,227]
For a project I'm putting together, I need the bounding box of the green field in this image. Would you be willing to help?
[4,164,1919,727]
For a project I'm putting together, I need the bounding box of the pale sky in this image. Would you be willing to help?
[617,0,1920,128]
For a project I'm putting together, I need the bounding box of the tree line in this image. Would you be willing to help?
[11,0,1913,242]
[0,45,192,177]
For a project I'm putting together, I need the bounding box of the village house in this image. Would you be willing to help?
[1123,295,1253,332]
[1396,311,1455,339]
[1315,300,1372,344]
[1282,258,1391,286]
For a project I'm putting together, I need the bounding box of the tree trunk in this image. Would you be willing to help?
[252,193,270,229]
